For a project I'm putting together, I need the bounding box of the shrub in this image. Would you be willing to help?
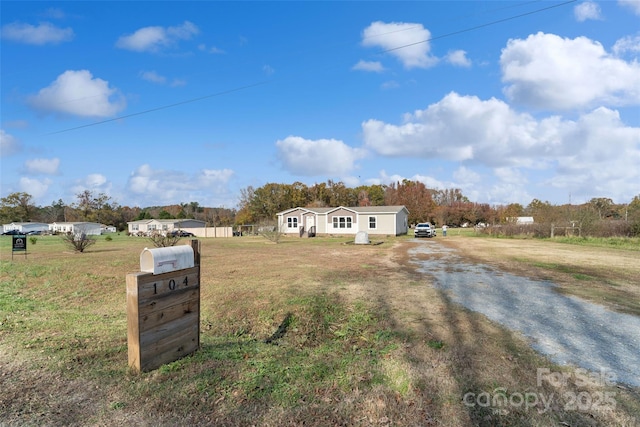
[148,231,182,248]
[105,235,113,242]
[29,236,37,245]
[61,232,97,253]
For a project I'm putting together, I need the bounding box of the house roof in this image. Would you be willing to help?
[277,205,408,215]
[127,219,205,225]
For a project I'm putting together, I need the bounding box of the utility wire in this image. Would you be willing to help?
[381,0,576,54]
[46,80,270,135]
[45,0,576,136]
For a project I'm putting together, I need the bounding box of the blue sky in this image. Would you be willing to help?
[1,1,639,209]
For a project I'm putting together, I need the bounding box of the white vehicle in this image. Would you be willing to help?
[414,222,436,238]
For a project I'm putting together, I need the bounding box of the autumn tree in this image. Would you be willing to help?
[385,180,435,225]
[0,192,35,222]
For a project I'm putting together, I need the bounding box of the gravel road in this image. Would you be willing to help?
[410,240,640,388]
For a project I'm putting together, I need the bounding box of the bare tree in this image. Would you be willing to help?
[61,232,97,253]
[148,231,182,248]
[258,220,284,243]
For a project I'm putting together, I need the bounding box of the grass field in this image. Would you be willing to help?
[1,233,639,426]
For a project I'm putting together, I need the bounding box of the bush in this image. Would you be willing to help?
[29,236,37,245]
[148,231,182,248]
[105,235,113,242]
[61,232,97,253]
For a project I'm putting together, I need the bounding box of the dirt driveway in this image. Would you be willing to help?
[409,238,640,388]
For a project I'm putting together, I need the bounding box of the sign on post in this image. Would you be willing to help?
[127,240,201,373]
[12,234,27,260]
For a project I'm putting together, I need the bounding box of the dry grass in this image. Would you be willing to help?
[1,234,639,426]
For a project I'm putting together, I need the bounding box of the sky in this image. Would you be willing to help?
[1,1,639,209]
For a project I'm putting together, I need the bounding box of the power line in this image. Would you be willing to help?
[381,0,577,55]
[46,80,270,135]
[45,0,576,136]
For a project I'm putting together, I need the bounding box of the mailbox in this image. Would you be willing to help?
[140,245,194,274]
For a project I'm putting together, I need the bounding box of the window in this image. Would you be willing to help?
[132,224,139,231]
[287,217,298,228]
[369,216,376,229]
[332,216,352,229]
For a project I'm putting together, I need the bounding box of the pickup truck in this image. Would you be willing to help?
[414,222,436,238]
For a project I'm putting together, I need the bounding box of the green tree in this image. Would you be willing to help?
[0,192,35,222]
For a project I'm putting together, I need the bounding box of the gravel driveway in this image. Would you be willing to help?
[410,240,640,388]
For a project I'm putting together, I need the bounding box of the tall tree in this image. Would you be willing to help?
[0,192,35,222]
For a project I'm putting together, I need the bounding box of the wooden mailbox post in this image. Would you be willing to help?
[127,240,201,373]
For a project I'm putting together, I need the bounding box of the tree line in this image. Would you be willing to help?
[2,182,639,236]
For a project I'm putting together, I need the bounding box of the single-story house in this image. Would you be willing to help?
[49,222,102,235]
[127,219,206,236]
[277,205,409,236]
[507,216,535,225]
[2,222,49,234]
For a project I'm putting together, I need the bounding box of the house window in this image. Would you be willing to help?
[369,216,376,229]
[132,225,139,231]
[287,217,298,228]
[332,216,352,229]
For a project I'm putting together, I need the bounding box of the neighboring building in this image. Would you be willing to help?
[102,225,117,233]
[127,219,206,236]
[506,216,535,225]
[2,222,49,234]
[49,222,102,235]
[277,206,409,236]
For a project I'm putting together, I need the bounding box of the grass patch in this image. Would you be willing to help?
[1,235,639,426]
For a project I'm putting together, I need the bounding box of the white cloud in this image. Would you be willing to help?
[501,32,640,110]
[27,70,126,118]
[574,1,602,21]
[445,50,471,67]
[1,21,73,45]
[1,129,22,157]
[619,0,640,15]
[69,173,112,197]
[263,65,275,75]
[126,164,234,205]
[198,43,225,54]
[25,158,60,175]
[140,70,167,84]
[276,136,367,176]
[613,34,640,56]
[19,177,51,200]
[352,60,385,72]
[362,21,438,69]
[361,92,640,202]
[381,80,400,90]
[116,21,199,53]
[86,173,107,187]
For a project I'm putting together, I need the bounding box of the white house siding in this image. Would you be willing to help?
[50,222,102,235]
[127,219,206,236]
[2,222,49,234]
[327,208,358,235]
[277,206,409,236]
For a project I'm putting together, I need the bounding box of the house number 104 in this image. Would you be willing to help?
[153,276,189,294]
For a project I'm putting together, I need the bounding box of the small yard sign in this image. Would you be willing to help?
[127,240,201,373]
[12,234,27,260]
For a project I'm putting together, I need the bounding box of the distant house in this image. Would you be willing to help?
[127,219,205,236]
[49,222,102,235]
[2,222,49,234]
[516,216,534,225]
[277,206,409,237]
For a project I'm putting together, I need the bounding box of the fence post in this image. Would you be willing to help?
[551,224,554,238]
